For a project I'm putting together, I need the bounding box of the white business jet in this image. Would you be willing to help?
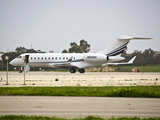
[10,35,151,73]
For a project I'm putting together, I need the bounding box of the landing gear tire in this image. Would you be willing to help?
[79,69,85,73]
[70,68,76,73]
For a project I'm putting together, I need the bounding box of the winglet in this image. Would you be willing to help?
[101,56,136,66]
[128,56,136,64]
[67,56,73,62]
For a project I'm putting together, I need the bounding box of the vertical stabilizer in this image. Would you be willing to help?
[97,35,151,56]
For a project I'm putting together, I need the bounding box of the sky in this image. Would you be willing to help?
[0,0,160,53]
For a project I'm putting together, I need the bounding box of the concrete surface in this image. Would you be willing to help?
[0,96,160,118]
[0,72,160,86]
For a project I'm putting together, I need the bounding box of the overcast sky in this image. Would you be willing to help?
[0,0,160,53]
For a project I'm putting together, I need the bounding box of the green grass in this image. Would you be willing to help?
[111,65,160,72]
[0,86,160,97]
[0,115,160,120]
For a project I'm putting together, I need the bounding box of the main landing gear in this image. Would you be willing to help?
[70,68,76,73]
[79,69,85,73]
[70,68,85,73]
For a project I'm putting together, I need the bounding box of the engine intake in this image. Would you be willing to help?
[107,56,109,61]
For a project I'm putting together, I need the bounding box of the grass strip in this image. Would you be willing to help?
[111,65,160,72]
[0,86,160,97]
[0,115,160,120]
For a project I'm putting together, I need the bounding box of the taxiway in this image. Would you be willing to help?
[0,96,160,118]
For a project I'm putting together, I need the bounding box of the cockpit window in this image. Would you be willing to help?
[17,56,22,58]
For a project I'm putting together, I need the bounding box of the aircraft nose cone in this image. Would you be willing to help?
[9,60,15,66]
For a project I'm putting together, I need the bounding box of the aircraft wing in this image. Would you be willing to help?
[102,56,136,66]
[48,62,72,68]
[48,56,77,68]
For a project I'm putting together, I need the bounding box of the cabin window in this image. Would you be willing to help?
[41,57,43,60]
[74,57,75,60]
[66,57,68,59]
[52,57,54,60]
[48,57,50,60]
[31,57,32,60]
[38,57,40,60]
[55,57,57,60]
[59,57,61,60]
[63,57,65,60]
[34,57,36,60]
[45,57,47,60]
[17,56,22,58]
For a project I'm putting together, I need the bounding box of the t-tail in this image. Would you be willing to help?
[97,35,152,56]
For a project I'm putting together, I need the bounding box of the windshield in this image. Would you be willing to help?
[17,56,22,58]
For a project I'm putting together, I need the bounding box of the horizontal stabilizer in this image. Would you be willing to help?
[132,37,152,40]
[98,35,152,56]
[118,35,152,40]
[117,35,152,40]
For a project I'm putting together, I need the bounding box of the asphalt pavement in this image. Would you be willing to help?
[0,96,160,118]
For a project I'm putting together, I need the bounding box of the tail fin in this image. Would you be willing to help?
[97,35,151,56]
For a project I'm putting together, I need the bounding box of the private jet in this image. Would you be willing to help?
[10,35,151,73]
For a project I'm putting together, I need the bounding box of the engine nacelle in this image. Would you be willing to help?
[83,53,108,62]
